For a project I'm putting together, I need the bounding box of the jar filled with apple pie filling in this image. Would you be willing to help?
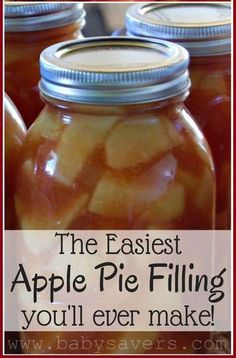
[15,37,214,354]
[5,3,86,128]
[126,2,231,229]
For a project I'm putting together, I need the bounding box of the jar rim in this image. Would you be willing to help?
[5,3,85,32]
[39,36,190,105]
[126,3,231,56]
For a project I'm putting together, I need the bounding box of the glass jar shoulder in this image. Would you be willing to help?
[5,95,26,153]
[5,95,26,229]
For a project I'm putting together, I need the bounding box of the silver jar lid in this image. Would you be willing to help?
[5,3,85,32]
[126,3,231,56]
[39,37,190,105]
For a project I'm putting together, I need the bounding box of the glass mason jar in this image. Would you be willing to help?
[5,94,26,230]
[126,2,231,229]
[5,3,86,128]
[15,37,215,354]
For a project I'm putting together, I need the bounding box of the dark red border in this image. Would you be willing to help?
[1,0,3,355]
[1,0,234,357]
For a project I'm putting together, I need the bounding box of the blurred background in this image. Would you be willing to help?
[83,3,129,36]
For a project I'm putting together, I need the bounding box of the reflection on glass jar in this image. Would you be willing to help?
[126,2,231,229]
[15,37,215,354]
[5,94,26,229]
[5,3,86,128]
